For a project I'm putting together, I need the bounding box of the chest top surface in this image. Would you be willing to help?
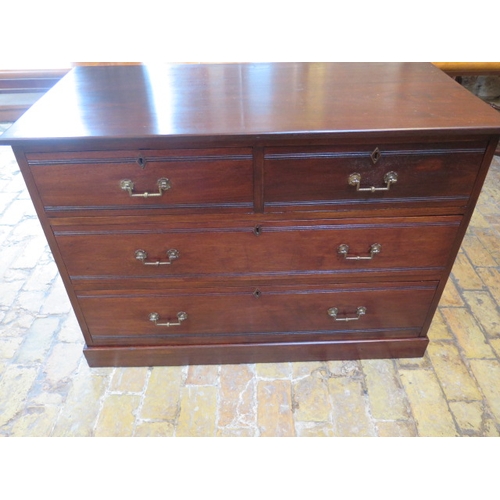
[1,62,500,145]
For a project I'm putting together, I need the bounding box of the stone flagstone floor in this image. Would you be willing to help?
[1,120,500,437]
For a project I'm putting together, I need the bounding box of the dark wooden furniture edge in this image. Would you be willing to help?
[83,337,429,367]
[432,63,500,155]
[433,62,500,76]
[0,69,69,122]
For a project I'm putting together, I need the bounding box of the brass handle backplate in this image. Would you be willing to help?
[348,171,397,192]
[120,178,171,197]
[149,311,187,327]
[338,243,381,260]
[328,306,366,322]
[135,249,179,266]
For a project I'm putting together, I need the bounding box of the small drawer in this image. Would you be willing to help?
[77,281,438,346]
[55,216,461,284]
[264,142,487,212]
[26,148,253,214]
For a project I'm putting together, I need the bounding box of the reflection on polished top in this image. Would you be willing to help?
[2,62,500,142]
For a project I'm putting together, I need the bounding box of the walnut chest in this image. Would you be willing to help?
[2,63,499,367]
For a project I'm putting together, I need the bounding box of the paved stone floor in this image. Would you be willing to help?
[1,121,500,437]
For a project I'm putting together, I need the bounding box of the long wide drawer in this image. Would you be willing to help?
[25,148,253,214]
[55,216,461,284]
[264,142,487,211]
[77,282,438,346]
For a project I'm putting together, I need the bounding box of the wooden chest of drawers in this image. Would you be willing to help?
[2,63,500,367]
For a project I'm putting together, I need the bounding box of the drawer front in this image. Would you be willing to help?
[55,216,461,283]
[26,148,253,213]
[264,142,486,211]
[78,282,438,346]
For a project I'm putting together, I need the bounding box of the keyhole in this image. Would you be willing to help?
[370,148,381,164]
[137,155,146,169]
[253,288,262,298]
[253,225,262,236]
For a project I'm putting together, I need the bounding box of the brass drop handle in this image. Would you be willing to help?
[338,243,381,260]
[135,249,179,266]
[328,306,366,322]
[149,311,187,327]
[348,171,397,192]
[120,178,171,197]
